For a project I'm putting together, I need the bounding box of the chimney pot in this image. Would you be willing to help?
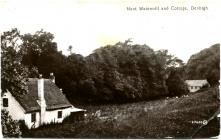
[49,73,55,83]
[39,74,42,79]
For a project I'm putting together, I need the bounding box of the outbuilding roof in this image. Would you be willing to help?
[185,80,209,87]
[16,78,72,113]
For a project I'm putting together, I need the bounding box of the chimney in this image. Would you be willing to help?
[49,73,55,83]
[38,74,44,100]
[38,74,46,125]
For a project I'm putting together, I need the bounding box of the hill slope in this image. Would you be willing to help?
[22,87,219,138]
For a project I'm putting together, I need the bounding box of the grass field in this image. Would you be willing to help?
[22,87,220,138]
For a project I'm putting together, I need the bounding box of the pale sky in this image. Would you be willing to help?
[0,0,220,62]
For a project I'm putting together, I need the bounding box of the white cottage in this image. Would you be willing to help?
[1,73,85,129]
[185,80,210,92]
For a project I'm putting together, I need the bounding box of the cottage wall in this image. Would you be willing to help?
[24,107,73,129]
[1,91,25,121]
[185,80,209,93]
[188,86,201,92]
[1,91,74,129]
[25,112,41,129]
[43,107,73,124]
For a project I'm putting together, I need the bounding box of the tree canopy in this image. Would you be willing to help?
[1,29,29,97]
[1,28,199,103]
[185,44,220,86]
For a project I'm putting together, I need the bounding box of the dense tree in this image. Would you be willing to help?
[1,28,29,97]
[185,44,220,86]
[78,40,186,102]
[56,53,88,103]
[154,50,188,96]
[20,29,59,77]
[2,28,189,103]
[166,67,188,96]
[155,49,184,69]
[18,30,87,103]
[19,30,77,101]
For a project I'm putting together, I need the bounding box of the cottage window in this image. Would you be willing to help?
[31,113,36,122]
[3,98,8,107]
[58,111,62,118]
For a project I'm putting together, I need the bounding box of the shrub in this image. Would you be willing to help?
[1,109,21,137]
[166,68,188,97]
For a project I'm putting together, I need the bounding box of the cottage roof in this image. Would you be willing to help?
[185,80,209,87]
[16,78,72,113]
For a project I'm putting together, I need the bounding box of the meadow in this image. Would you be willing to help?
[22,87,220,138]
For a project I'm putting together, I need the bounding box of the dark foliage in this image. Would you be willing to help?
[1,29,29,97]
[166,67,188,97]
[185,44,220,86]
[82,42,164,102]
[4,29,188,103]
[1,109,21,137]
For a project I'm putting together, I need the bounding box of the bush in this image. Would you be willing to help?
[166,68,188,97]
[1,109,21,137]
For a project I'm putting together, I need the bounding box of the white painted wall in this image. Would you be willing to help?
[24,112,40,129]
[188,86,201,92]
[43,107,73,124]
[1,91,74,129]
[24,107,73,129]
[1,91,25,121]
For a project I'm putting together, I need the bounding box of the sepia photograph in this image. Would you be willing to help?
[0,0,220,138]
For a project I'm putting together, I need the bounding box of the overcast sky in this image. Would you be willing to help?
[0,0,220,62]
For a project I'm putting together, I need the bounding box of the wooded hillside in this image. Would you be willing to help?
[185,44,220,86]
[1,29,219,104]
